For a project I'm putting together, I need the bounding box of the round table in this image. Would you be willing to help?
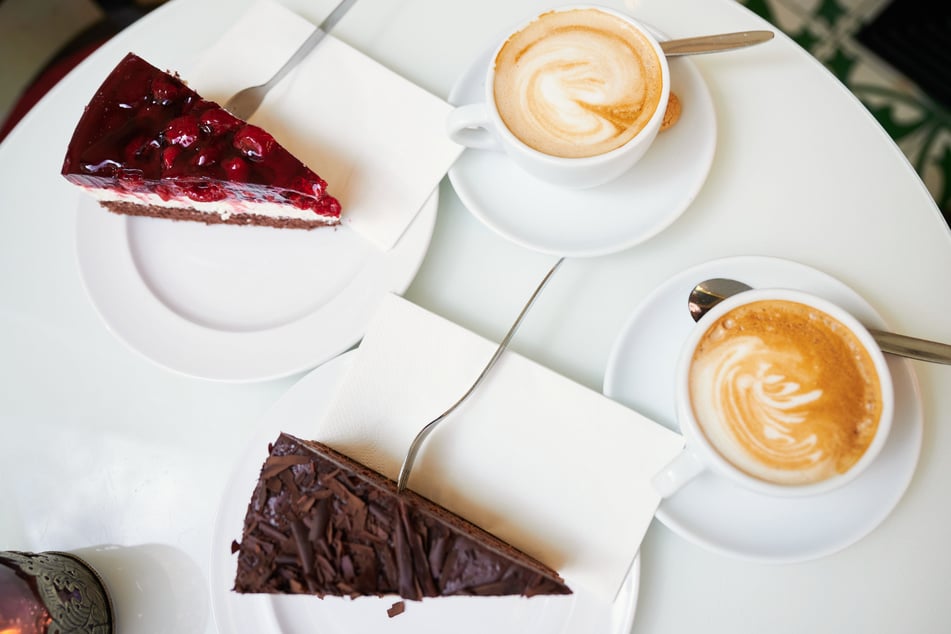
[1,0,948,632]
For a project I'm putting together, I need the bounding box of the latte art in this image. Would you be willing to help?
[493,9,663,158]
[689,300,883,485]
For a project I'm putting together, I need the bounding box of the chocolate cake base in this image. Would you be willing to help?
[100,200,336,230]
[233,433,571,601]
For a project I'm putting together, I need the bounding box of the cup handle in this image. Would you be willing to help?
[652,448,706,498]
[446,103,501,151]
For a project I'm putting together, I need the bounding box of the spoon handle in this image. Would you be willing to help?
[660,30,774,56]
[868,329,951,365]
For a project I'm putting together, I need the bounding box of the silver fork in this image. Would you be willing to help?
[396,257,566,492]
[223,0,358,120]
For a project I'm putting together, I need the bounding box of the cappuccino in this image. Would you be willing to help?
[492,8,664,159]
[688,299,884,486]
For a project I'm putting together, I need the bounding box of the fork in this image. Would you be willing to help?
[223,0,358,120]
[396,256,566,492]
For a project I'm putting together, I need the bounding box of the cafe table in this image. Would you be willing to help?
[1,0,949,631]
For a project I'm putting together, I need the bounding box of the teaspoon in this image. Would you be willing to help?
[660,30,774,57]
[688,278,951,365]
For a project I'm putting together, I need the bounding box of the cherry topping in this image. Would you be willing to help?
[199,108,242,136]
[150,75,183,104]
[161,146,181,171]
[289,175,327,197]
[164,115,200,147]
[222,156,250,181]
[233,125,274,161]
[123,134,152,162]
[117,168,144,190]
[185,181,226,202]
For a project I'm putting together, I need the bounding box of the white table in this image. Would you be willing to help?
[1,0,949,632]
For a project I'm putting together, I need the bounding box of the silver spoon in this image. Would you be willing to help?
[660,30,774,57]
[396,256,566,492]
[688,278,951,365]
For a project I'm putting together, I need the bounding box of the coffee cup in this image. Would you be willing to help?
[446,5,670,189]
[653,288,894,498]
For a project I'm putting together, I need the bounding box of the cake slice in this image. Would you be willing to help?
[62,52,340,229]
[233,433,572,600]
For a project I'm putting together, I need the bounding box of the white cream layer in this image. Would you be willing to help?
[82,186,336,224]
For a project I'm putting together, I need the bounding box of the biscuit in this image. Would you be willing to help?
[661,91,682,131]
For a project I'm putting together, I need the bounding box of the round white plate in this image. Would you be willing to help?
[446,31,716,258]
[74,190,437,382]
[603,255,923,563]
[211,352,640,634]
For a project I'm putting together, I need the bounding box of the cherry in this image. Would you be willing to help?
[164,115,199,147]
[199,108,241,136]
[233,125,274,160]
[150,74,184,105]
[193,146,220,168]
[161,146,181,171]
[289,176,327,197]
[123,134,152,163]
[222,156,250,181]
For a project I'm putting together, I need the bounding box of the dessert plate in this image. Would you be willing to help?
[446,29,716,258]
[211,352,640,634]
[603,255,923,563]
[74,191,436,382]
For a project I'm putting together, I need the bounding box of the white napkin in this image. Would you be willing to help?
[187,0,463,250]
[315,293,684,603]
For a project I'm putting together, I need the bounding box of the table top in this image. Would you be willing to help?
[1,0,949,632]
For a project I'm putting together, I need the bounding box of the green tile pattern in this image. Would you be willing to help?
[737,0,951,225]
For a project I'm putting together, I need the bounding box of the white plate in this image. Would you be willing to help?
[446,31,716,258]
[74,191,437,382]
[603,255,923,563]
[211,352,640,634]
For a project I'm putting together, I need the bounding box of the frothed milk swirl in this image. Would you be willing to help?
[688,300,883,486]
[493,8,664,159]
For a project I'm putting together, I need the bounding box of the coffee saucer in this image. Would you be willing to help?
[446,32,716,258]
[602,255,923,563]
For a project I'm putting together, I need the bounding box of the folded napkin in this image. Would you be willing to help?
[315,293,684,602]
[188,0,462,250]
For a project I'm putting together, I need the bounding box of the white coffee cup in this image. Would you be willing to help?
[653,288,894,498]
[446,5,670,189]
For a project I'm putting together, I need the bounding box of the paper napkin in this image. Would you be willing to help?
[187,0,463,250]
[315,294,684,602]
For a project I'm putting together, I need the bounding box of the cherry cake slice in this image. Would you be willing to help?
[62,52,341,229]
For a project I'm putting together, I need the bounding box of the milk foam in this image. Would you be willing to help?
[493,8,663,158]
[688,300,882,486]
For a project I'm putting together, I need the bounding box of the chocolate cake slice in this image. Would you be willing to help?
[62,53,340,229]
[233,433,571,600]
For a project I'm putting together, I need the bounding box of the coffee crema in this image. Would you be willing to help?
[688,299,883,486]
[492,8,664,158]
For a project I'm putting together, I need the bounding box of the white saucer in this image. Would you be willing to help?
[603,255,923,563]
[446,34,716,257]
[211,352,640,634]
[74,191,437,382]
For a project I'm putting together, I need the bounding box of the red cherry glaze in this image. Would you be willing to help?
[62,53,340,219]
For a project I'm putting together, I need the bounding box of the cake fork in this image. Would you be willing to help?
[396,256,566,492]
[223,0,358,120]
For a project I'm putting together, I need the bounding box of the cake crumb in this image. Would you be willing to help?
[387,601,406,618]
[661,91,682,131]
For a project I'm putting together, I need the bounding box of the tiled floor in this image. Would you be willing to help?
[1,0,948,224]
